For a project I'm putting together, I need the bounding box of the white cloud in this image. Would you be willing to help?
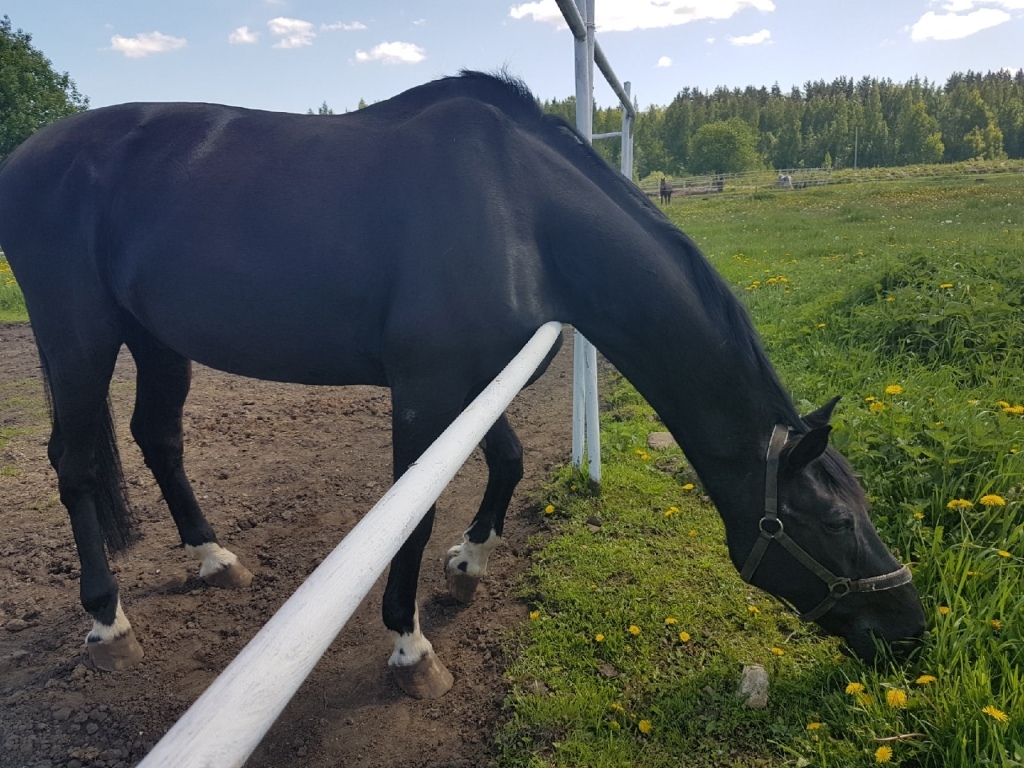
[268,17,316,48]
[354,41,426,65]
[706,36,716,44]
[911,7,1010,40]
[110,31,187,58]
[413,19,427,26]
[228,26,260,44]
[728,28,771,46]
[322,21,367,31]
[657,56,672,67]
[509,0,775,32]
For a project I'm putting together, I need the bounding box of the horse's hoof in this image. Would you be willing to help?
[203,560,254,589]
[444,552,481,604]
[391,651,454,699]
[87,629,145,671]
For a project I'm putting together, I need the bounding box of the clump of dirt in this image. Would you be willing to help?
[0,322,573,768]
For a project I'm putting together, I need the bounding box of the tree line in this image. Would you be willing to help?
[542,69,1024,179]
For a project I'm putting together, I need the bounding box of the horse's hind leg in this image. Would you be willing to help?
[444,414,523,603]
[124,323,253,588]
[40,341,145,671]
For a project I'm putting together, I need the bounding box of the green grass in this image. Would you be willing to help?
[499,172,1024,767]
[0,256,27,321]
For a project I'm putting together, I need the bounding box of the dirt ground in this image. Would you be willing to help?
[0,321,574,768]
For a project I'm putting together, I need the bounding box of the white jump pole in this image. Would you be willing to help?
[138,321,563,768]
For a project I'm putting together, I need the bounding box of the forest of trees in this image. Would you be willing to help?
[542,69,1024,179]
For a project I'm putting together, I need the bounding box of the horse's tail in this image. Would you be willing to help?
[38,355,138,556]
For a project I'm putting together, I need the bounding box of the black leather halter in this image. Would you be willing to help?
[739,424,913,623]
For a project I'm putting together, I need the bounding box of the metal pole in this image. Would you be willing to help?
[571,0,591,472]
[621,81,633,179]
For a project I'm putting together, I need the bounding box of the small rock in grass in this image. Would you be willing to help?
[646,432,677,450]
[736,664,769,709]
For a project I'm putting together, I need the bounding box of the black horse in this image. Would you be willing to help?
[0,72,924,699]
[659,177,673,204]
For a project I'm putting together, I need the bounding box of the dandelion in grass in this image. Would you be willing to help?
[689,529,698,538]
[679,631,691,642]
[817,323,826,329]
[682,483,695,491]
[983,705,1009,723]
[609,720,620,730]
[980,494,1006,507]
[748,605,760,614]
[610,702,625,713]
[771,646,785,656]
[635,450,650,461]
[997,550,1012,559]
[946,498,973,510]
[998,400,1011,408]
[870,401,885,413]
[806,722,822,731]
[915,675,937,685]
[595,633,605,643]
[845,682,866,695]
[629,625,641,636]
[913,511,925,520]
[865,396,876,402]
[544,504,555,515]
[664,617,678,625]
[991,619,1001,630]
[886,689,908,708]
[885,384,903,395]
[938,605,950,615]
[638,720,653,734]
[529,611,540,621]
[939,283,953,289]
[875,745,893,763]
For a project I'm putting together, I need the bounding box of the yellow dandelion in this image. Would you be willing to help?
[529,611,540,620]
[664,617,678,625]
[610,702,625,712]
[885,384,903,395]
[997,550,1012,559]
[544,504,555,515]
[635,450,650,461]
[982,705,1009,723]
[865,396,876,402]
[817,323,826,329]
[870,401,885,413]
[886,296,895,302]
[748,605,760,614]
[875,745,893,763]
[682,483,695,490]
[688,529,697,538]
[595,633,605,643]
[629,625,641,636]
[664,509,674,518]
[609,720,620,729]
[1006,405,1024,415]
[886,689,908,709]
[939,282,954,289]
[946,498,974,510]
[967,570,981,576]
[806,722,822,730]
[980,494,1006,507]
[913,511,925,520]
[638,719,653,734]
[938,605,950,615]
[679,631,691,642]
[998,400,1011,408]
[991,619,1001,630]
[845,682,866,695]
[771,646,785,656]
[915,675,937,685]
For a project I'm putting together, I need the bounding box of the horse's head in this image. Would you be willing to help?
[733,398,925,661]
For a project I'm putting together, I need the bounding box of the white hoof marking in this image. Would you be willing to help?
[389,607,434,667]
[184,542,239,579]
[85,600,132,645]
[446,530,502,579]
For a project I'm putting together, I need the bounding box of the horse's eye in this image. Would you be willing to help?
[823,518,853,533]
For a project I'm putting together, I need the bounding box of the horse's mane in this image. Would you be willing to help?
[372,71,864,496]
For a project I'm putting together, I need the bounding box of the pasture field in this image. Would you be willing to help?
[500,172,1024,766]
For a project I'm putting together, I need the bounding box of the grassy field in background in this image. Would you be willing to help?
[499,172,1024,766]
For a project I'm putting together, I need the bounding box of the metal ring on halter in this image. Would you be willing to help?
[758,516,783,536]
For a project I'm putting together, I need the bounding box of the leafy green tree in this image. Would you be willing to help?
[941,84,1005,160]
[893,98,944,164]
[306,101,334,115]
[0,15,88,160]
[688,118,762,174]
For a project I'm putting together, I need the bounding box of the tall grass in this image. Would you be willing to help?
[0,255,27,322]
[500,173,1024,766]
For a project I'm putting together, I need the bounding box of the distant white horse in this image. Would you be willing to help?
[777,174,792,188]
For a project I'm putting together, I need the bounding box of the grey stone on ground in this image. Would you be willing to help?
[736,664,770,709]
[646,432,677,450]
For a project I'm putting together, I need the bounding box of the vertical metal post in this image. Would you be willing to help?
[621,81,633,180]
[571,0,601,485]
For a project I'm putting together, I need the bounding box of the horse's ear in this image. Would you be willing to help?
[783,425,832,474]
[802,396,841,430]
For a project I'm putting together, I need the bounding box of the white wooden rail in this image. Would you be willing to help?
[138,322,563,768]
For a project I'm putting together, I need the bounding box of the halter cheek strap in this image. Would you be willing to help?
[739,424,913,623]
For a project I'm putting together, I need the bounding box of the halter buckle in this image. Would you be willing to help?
[758,516,783,537]
[828,577,852,598]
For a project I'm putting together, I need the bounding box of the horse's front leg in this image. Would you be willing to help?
[383,391,458,699]
[445,413,523,603]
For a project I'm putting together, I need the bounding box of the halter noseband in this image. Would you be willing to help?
[739,424,913,623]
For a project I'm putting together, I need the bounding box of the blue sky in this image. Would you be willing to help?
[5,1,1023,114]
